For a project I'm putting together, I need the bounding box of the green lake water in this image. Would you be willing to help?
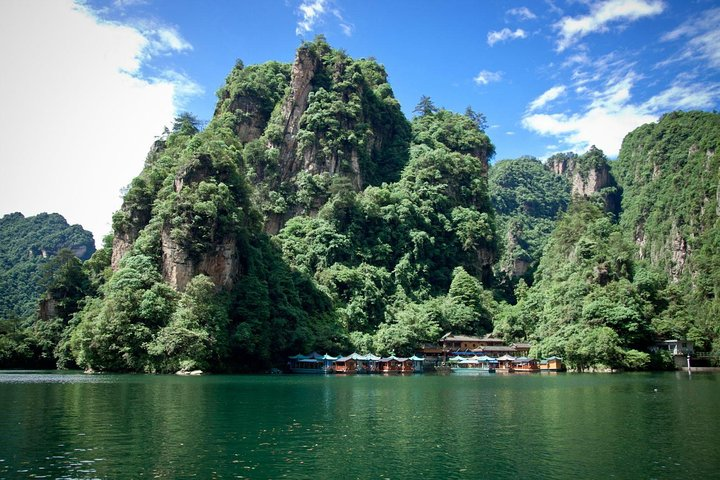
[1,371,718,479]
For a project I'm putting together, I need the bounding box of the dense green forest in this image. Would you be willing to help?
[0,213,95,367]
[1,39,718,372]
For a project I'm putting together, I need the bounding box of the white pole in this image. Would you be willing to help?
[687,354,692,375]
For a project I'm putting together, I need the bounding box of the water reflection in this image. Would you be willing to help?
[1,372,719,478]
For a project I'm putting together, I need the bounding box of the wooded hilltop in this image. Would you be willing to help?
[1,38,718,372]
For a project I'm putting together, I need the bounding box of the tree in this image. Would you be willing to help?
[40,248,90,321]
[148,275,229,372]
[464,106,488,132]
[413,95,438,116]
[448,266,494,334]
[172,112,201,136]
[70,254,177,372]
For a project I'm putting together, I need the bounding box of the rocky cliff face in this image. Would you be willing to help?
[157,153,244,291]
[253,41,410,234]
[546,147,620,214]
[161,230,239,291]
[111,214,148,270]
[546,148,614,197]
[278,47,320,179]
[110,139,168,270]
[262,47,322,234]
[614,111,720,282]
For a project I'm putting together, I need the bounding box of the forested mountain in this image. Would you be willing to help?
[613,111,720,350]
[0,213,94,319]
[1,39,717,372]
[489,156,571,292]
[67,37,494,372]
[495,199,661,370]
[0,213,95,368]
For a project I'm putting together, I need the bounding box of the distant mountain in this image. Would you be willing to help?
[489,156,571,289]
[0,212,95,319]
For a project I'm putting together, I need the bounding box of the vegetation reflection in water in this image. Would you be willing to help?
[1,371,719,479]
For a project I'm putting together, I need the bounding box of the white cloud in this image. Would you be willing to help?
[556,0,665,51]
[0,0,201,245]
[522,70,720,157]
[507,7,536,21]
[151,26,193,54]
[522,73,655,156]
[474,70,503,85]
[642,82,720,111]
[528,85,567,111]
[487,28,527,46]
[296,0,327,36]
[295,0,352,37]
[339,22,353,37]
[661,7,720,69]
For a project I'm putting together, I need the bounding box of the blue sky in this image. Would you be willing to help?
[1,0,719,244]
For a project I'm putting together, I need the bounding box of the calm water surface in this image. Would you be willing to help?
[0,371,718,479]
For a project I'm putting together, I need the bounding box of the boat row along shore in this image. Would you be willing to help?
[288,350,566,374]
[288,334,566,374]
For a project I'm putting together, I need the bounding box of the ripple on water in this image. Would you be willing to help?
[1,372,719,479]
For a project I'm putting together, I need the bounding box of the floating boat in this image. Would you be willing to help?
[334,353,380,373]
[408,355,425,373]
[449,355,497,373]
[511,357,540,373]
[495,354,516,373]
[289,352,425,374]
[539,356,566,372]
[378,356,415,373]
[288,352,337,373]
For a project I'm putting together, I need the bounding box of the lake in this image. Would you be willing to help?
[1,371,718,479]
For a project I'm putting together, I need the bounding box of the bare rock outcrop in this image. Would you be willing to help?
[547,150,613,197]
[111,209,151,270]
[546,147,619,214]
[160,230,239,292]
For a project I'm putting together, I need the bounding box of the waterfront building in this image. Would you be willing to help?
[539,356,566,372]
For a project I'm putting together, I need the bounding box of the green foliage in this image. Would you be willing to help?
[147,275,229,372]
[276,106,497,355]
[40,248,91,321]
[613,111,720,350]
[70,254,177,372]
[83,234,114,292]
[0,212,95,320]
[228,236,345,370]
[413,96,438,117]
[489,156,571,292]
[374,300,442,356]
[215,60,291,125]
[448,266,495,334]
[242,38,412,223]
[504,200,661,370]
[172,112,202,136]
[412,108,495,159]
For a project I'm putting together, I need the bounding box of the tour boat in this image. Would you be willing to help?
[539,356,566,372]
[288,353,337,373]
[511,357,540,373]
[449,355,497,373]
